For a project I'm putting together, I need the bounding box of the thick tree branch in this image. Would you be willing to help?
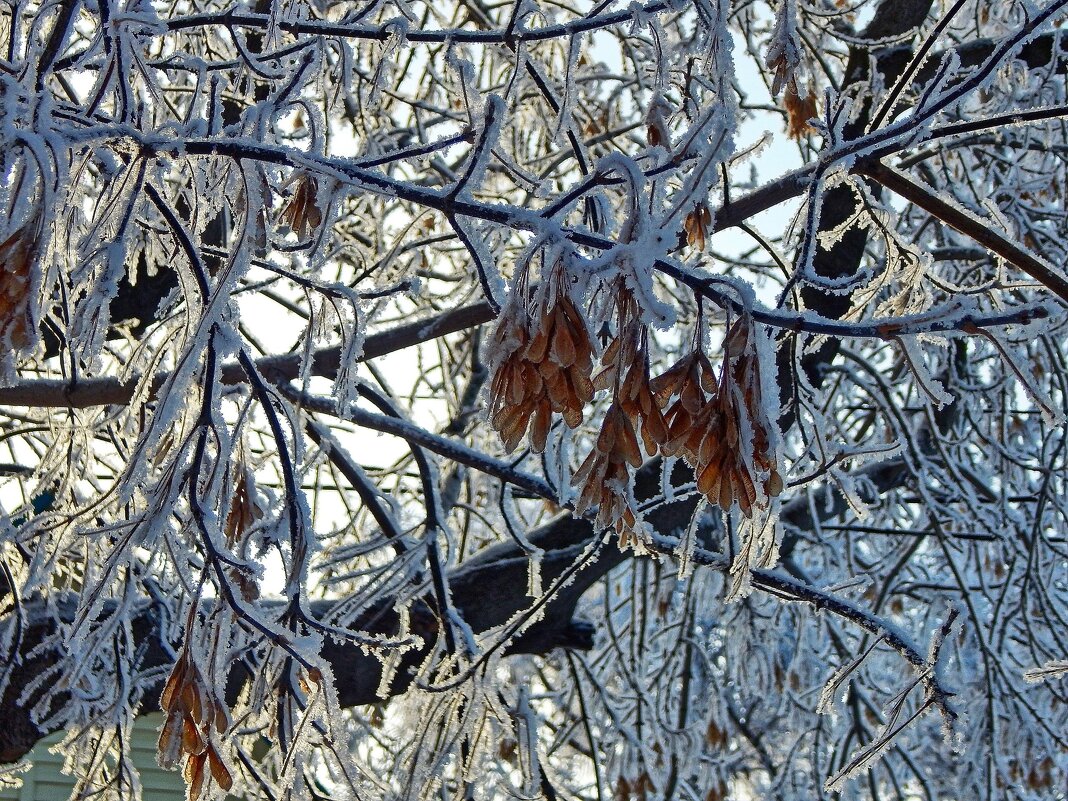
[0,443,925,765]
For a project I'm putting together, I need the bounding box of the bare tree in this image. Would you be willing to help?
[1,0,1066,798]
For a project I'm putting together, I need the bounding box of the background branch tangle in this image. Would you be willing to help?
[1,0,1067,799]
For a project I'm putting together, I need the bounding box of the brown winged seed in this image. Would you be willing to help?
[572,402,642,548]
[683,203,712,252]
[0,212,41,350]
[279,173,323,240]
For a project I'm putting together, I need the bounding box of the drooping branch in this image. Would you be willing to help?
[0,302,495,408]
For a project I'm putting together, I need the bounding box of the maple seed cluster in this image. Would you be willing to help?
[573,288,664,545]
[764,29,818,141]
[615,771,656,801]
[490,269,784,536]
[653,319,783,516]
[224,466,263,602]
[488,263,595,452]
[158,650,234,800]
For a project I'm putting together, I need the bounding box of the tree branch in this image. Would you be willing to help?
[0,302,495,408]
[857,160,1068,304]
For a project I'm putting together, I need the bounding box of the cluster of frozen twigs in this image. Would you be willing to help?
[1,0,1067,799]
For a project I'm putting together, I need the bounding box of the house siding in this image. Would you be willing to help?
[1,715,187,801]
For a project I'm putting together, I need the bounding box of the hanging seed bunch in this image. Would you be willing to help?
[0,211,41,350]
[683,202,712,251]
[721,316,784,505]
[158,648,234,799]
[652,314,783,516]
[488,257,595,452]
[526,261,596,427]
[651,345,718,460]
[594,285,667,455]
[573,283,665,547]
[765,0,802,98]
[763,0,817,140]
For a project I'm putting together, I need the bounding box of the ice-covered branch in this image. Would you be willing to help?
[162,1,670,45]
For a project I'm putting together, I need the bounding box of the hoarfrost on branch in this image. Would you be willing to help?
[1,0,1066,799]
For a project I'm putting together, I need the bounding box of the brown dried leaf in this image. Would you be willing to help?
[785,81,819,140]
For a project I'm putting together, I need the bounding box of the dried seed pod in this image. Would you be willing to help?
[278,172,323,239]
[683,202,712,251]
[0,212,41,350]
